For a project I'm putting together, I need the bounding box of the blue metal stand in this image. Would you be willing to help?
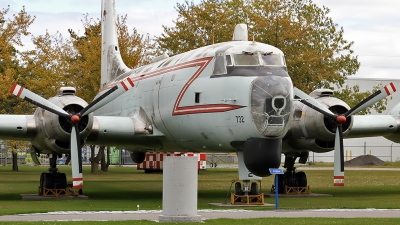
[269,168,284,210]
[275,175,279,210]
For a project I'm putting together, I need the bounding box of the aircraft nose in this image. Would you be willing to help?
[250,76,292,137]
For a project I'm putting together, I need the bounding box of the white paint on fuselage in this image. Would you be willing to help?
[94,41,291,152]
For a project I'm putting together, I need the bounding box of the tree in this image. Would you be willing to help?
[66,14,156,173]
[67,14,156,103]
[0,6,35,171]
[156,0,384,111]
[0,5,35,114]
[100,146,111,172]
[157,0,247,56]
[19,32,75,98]
[246,0,359,93]
[333,85,390,115]
[88,145,104,173]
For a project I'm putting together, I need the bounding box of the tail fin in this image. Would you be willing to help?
[101,0,130,88]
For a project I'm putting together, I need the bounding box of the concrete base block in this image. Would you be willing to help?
[159,215,202,223]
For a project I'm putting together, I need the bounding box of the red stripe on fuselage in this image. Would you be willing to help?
[101,57,244,116]
[173,104,245,115]
[100,57,213,91]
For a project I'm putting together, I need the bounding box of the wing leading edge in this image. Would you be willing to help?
[0,115,36,141]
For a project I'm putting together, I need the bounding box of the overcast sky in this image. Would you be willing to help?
[5,0,400,79]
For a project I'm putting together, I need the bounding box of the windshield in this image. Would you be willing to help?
[234,53,260,66]
[232,52,284,66]
[261,53,284,66]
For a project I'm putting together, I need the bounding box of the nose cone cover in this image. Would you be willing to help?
[250,76,292,137]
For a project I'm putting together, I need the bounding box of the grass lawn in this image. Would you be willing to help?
[0,218,400,225]
[0,164,399,224]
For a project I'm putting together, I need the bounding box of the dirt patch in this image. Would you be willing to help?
[344,155,385,166]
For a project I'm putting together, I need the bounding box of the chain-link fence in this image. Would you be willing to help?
[308,144,400,163]
[2,143,400,166]
[0,147,136,166]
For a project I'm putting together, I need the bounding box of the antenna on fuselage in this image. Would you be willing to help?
[232,24,248,41]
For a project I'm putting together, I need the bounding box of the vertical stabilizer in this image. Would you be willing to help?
[101,0,130,88]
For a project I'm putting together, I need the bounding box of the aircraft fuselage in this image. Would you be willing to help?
[94,41,294,153]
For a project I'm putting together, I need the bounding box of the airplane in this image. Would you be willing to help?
[2,0,400,196]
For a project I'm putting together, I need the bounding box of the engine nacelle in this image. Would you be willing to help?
[31,87,93,154]
[285,89,353,153]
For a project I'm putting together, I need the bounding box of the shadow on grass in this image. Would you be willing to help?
[87,189,162,200]
[320,186,400,197]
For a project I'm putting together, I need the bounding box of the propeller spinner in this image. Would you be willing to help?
[10,78,135,190]
[294,82,396,186]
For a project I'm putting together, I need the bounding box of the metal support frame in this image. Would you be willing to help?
[230,193,264,205]
[38,184,78,197]
[270,185,311,195]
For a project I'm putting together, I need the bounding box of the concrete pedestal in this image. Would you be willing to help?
[159,156,201,222]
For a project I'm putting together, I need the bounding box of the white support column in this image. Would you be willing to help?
[159,156,201,223]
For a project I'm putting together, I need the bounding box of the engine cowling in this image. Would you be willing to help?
[285,89,353,153]
[31,87,93,154]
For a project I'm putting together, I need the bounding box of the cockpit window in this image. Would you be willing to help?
[226,55,232,66]
[232,51,284,66]
[212,45,233,75]
[234,53,260,66]
[261,53,284,66]
[212,52,227,75]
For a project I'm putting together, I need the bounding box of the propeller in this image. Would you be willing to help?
[10,77,135,190]
[294,82,396,186]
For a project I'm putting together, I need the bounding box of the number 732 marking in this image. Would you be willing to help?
[235,116,245,123]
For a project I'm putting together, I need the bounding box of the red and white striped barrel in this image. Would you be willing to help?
[137,152,207,171]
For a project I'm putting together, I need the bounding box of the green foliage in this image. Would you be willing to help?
[1,218,400,225]
[333,84,391,114]
[0,5,35,114]
[157,0,360,92]
[0,218,400,225]
[156,0,384,110]
[1,166,400,215]
[67,14,155,102]
[157,0,247,55]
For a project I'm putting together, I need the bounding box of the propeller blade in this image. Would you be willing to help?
[10,84,70,117]
[293,87,336,119]
[333,126,345,186]
[345,82,396,117]
[80,77,135,116]
[70,125,83,189]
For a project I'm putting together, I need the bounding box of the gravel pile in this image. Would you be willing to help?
[344,155,385,166]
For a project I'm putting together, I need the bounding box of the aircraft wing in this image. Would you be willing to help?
[346,115,399,139]
[86,115,164,148]
[0,115,36,141]
[283,89,400,155]
[0,113,164,150]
